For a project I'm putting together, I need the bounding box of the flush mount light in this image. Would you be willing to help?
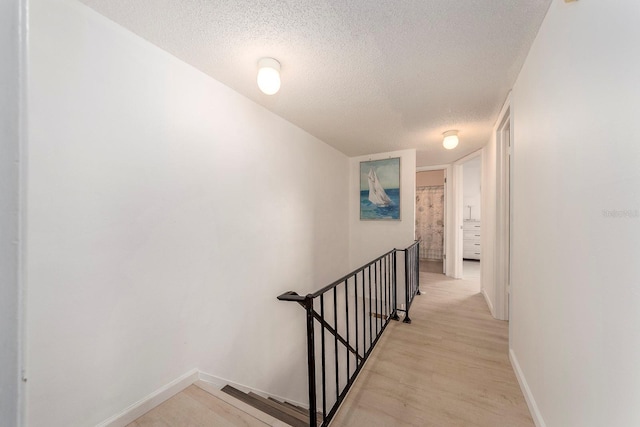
[257,57,281,95]
[442,130,459,150]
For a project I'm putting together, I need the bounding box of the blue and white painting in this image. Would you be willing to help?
[360,157,400,220]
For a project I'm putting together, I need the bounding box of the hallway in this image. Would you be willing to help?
[331,270,533,426]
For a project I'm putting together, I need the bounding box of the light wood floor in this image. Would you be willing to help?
[330,271,534,427]
[128,270,532,427]
[126,383,289,427]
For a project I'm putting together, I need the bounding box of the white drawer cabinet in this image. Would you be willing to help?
[463,220,481,260]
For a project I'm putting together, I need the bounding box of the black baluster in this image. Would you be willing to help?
[382,256,386,321]
[368,266,372,348]
[388,255,391,319]
[320,294,326,421]
[362,270,366,354]
[378,260,382,329]
[386,255,390,319]
[354,273,359,366]
[416,243,421,296]
[381,258,385,322]
[304,295,317,427]
[333,288,339,402]
[345,279,350,379]
[374,260,379,334]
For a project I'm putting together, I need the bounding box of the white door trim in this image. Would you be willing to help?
[495,97,512,320]
[453,150,482,280]
[416,165,454,276]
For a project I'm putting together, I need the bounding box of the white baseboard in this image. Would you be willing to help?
[198,371,308,409]
[96,368,199,427]
[509,349,546,427]
[481,289,496,318]
[96,369,307,426]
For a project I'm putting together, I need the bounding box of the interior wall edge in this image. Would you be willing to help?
[509,349,546,427]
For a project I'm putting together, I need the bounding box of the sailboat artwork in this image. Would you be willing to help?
[368,168,393,207]
[360,157,401,220]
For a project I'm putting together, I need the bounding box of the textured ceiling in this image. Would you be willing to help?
[78,0,551,166]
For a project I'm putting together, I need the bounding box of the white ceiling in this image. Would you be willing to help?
[78,0,551,166]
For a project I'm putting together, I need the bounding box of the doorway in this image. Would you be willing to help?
[496,107,512,320]
[415,169,445,274]
[461,156,482,289]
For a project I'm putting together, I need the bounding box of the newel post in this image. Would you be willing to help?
[403,249,412,324]
[304,295,317,426]
[390,250,400,321]
[416,242,421,295]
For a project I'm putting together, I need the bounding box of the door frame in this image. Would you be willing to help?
[453,150,483,280]
[495,102,512,320]
[416,165,451,276]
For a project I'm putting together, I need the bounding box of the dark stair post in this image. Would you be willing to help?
[304,294,318,427]
[390,250,400,321]
[416,241,421,295]
[403,249,412,324]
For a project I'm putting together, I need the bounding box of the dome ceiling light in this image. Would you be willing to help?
[257,57,281,95]
[442,130,459,150]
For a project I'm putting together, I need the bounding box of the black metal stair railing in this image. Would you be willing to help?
[277,241,420,427]
[395,240,421,324]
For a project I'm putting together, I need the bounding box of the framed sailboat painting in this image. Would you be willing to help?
[360,157,401,220]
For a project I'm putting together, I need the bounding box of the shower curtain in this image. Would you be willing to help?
[415,185,445,260]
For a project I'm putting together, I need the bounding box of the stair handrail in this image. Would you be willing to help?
[277,241,420,427]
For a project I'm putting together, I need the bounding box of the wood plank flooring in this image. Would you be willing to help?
[126,384,287,427]
[330,271,534,427]
[127,269,532,427]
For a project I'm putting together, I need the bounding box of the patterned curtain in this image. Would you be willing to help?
[415,186,445,260]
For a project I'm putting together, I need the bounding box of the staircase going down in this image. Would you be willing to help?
[221,385,321,427]
[126,381,318,427]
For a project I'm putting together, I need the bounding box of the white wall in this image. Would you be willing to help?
[349,150,416,268]
[1,0,24,425]
[509,1,640,426]
[25,1,349,426]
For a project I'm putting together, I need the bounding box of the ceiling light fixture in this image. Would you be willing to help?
[442,130,459,150]
[257,57,281,95]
